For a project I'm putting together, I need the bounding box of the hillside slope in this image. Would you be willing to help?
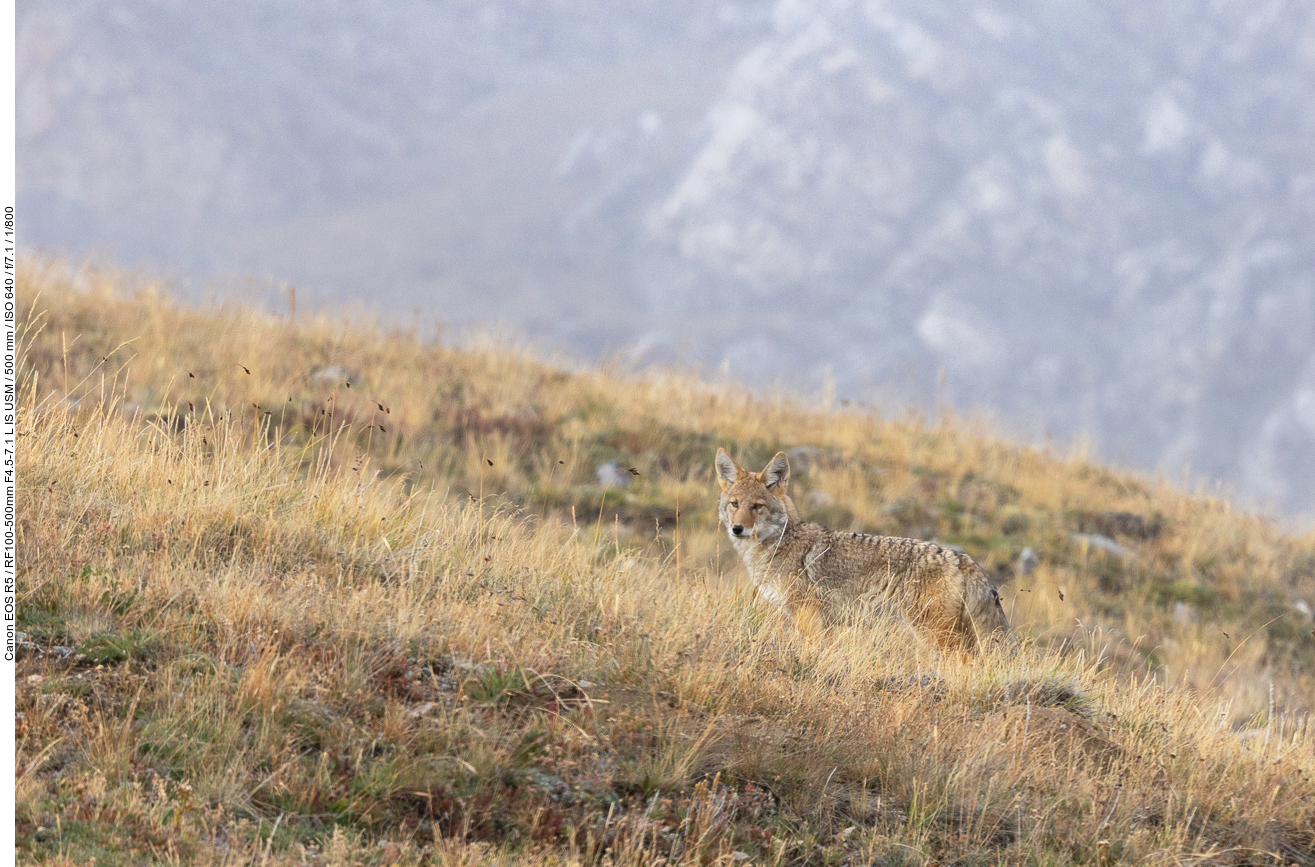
[16,260,1315,865]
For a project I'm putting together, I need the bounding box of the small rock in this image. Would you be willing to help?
[1173,601,1199,625]
[1291,598,1313,620]
[596,461,633,488]
[577,680,595,689]
[406,702,440,718]
[1070,532,1133,560]
[1016,547,1040,577]
[310,364,350,385]
[290,698,339,727]
[528,771,570,801]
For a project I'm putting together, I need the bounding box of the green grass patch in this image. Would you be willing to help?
[77,629,165,666]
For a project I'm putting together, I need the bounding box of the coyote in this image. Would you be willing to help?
[715,449,1010,652]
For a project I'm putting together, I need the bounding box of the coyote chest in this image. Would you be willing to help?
[715,448,1010,651]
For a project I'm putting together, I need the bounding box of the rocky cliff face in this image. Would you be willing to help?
[19,0,1315,513]
[638,0,1315,512]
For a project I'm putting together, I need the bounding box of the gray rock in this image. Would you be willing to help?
[310,365,351,386]
[406,702,441,718]
[1070,532,1133,560]
[595,461,633,488]
[1016,547,1040,577]
[528,771,570,801]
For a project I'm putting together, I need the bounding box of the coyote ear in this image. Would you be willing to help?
[762,451,790,490]
[715,448,740,490]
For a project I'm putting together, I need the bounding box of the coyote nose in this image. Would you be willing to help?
[731,525,744,536]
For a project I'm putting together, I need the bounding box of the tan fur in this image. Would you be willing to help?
[715,448,1011,652]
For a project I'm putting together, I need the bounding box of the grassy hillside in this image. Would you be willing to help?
[15,257,1315,866]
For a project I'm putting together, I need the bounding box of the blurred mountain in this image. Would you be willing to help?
[17,0,1315,514]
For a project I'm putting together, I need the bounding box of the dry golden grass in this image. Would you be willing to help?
[15,256,1315,865]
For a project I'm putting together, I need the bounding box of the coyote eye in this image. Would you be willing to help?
[729,500,739,508]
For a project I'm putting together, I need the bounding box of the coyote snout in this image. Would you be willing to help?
[715,448,1011,652]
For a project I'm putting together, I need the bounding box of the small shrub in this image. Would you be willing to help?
[78,629,162,666]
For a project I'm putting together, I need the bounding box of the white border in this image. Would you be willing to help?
[2,0,17,859]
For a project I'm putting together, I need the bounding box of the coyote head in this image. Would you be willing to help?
[715,449,793,544]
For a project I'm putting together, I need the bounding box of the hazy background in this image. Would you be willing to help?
[18,0,1315,515]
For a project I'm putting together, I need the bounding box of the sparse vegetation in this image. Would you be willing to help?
[16,257,1315,865]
